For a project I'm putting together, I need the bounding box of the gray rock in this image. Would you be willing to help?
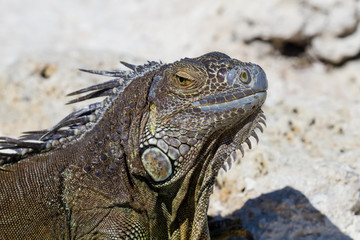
[312,25,360,64]
[237,0,360,63]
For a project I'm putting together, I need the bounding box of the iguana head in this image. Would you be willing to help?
[139,52,267,187]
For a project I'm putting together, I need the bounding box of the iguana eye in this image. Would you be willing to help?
[240,69,251,84]
[175,72,192,87]
[176,76,192,86]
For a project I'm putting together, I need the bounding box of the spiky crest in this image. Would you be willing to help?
[0,60,163,167]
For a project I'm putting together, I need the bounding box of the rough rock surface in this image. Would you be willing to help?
[0,0,359,239]
[235,0,360,64]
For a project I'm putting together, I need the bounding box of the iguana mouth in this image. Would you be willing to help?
[192,92,266,112]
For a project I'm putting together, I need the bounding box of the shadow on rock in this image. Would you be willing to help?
[210,186,352,240]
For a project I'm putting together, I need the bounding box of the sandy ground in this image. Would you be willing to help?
[1,0,359,239]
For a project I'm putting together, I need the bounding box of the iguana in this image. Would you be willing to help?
[0,52,267,239]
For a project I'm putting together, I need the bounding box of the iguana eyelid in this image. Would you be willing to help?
[175,71,193,80]
[175,71,194,86]
[173,71,199,90]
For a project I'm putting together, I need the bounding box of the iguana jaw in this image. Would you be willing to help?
[192,92,266,112]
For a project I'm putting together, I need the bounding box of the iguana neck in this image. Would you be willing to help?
[59,69,157,209]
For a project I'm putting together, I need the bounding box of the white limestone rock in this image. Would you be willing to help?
[238,0,360,63]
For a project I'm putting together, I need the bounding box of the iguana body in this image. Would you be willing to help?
[0,52,267,239]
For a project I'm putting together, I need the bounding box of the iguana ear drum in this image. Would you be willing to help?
[141,147,172,182]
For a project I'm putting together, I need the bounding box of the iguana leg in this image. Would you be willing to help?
[208,215,253,240]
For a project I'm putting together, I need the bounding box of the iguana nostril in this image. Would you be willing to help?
[252,66,268,92]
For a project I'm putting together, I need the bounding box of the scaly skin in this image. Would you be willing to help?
[0,52,267,239]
